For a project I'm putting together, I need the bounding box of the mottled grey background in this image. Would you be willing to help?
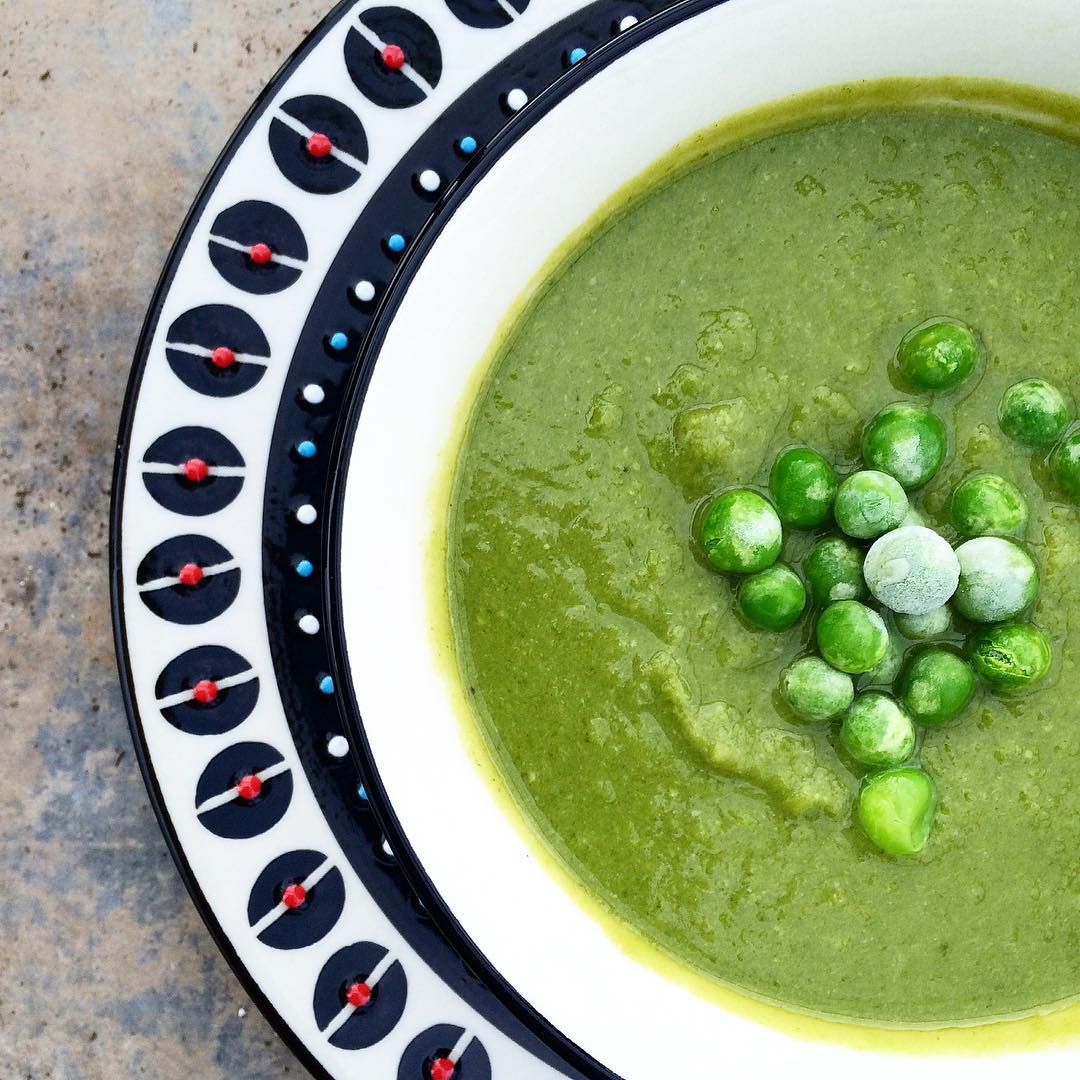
[1,3,333,1076]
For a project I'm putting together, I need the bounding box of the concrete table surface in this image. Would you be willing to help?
[1,3,335,1076]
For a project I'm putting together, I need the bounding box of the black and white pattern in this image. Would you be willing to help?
[113,2,694,1078]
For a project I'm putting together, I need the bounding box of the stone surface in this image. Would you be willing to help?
[1,3,330,1076]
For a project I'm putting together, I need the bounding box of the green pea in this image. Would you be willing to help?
[840,693,916,768]
[998,379,1070,448]
[895,605,951,640]
[895,317,979,391]
[816,600,889,674]
[803,536,867,605]
[898,647,975,725]
[834,470,909,540]
[861,636,902,687]
[857,767,937,855]
[952,537,1038,623]
[1050,428,1080,502]
[950,473,1028,537]
[780,657,855,722]
[968,622,1052,691]
[861,402,947,490]
[697,489,783,573]
[768,446,838,528]
[738,564,807,630]
[863,525,960,616]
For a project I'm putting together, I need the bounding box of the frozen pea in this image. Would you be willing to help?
[840,693,916,768]
[952,537,1039,623]
[862,636,902,687]
[863,526,960,616]
[969,622,1052,691]
[862,402,947,490]
[817,600,890,674]
[698,489,783,573]
[738,564,807,631]
[895,605,951,640]
[950,473,1028,537]
[898,647,975,725]
[857,767,937,855]
[803,536,867,605]
[1050,428,1080,501]
[769,447,838,528]
[834,470,909,540]
[781,657,855,722]
[998,379,1070,448]
[895,317,979,391]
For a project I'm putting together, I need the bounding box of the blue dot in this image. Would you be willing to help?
[357,784,368,801]
[329,331,349,351]
[297,440,317,459]
[569,47,587,64]
[295,558,314,578]
[319,675,335,695]
[459,135,478,155]
[387,233,406,253]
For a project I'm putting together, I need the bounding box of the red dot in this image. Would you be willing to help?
[249,242,274,265]
[429,1059,455,1080]
[178,563,204,587]
[345,982,371,1008]
[182,457,209,482]
[192,679,218,704]
[381,44,406,70]
[306,132,333,158]
[281,883,307,909]
[211,346,236,369]
[236,773,263,801]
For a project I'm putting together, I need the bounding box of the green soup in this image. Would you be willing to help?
[447,81,1080,1026]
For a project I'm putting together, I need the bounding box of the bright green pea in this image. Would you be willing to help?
[697,489,782,573]
[834,471,909,540]
[780,657,855,722]
[895,317,979,391]
[738,564,806,631]
[816,600,889,674]
[1050,428,1080,502]
[968,622,1052,691]
[898,647,975,725]
[952,537,1038,623]
[768,446,838,528]
[998,379,1070,448]
[857,767,937,855]
[803,536,867,605]
[863,526,960,616]
[840,693,916,768]
[895,605,951,640]
[950,473,1028,537]
[862,402,947,490]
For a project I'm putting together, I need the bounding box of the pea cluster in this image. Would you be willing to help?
[694,317,1073,856]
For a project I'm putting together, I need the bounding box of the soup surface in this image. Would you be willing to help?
[447,85,1080,1024]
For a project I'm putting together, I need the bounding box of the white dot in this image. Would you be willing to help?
[619,15,639,31]
[296,503,318,525]
[353,279,376,303]
[298,614,320,635]
[381,837,394,858]
[327,735,349,758]
[506,88,528,112]
[418,168,441,193]
[302,383,325,405]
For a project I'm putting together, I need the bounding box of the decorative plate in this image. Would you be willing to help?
[111,1,1080,1078]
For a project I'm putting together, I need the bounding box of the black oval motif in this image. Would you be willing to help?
[136,535,240,625]
[345,7,442,109]
[164,304,270,397]
[247,850,345,950]
[398,1025,491,1080]
[313,941,408,1050]
[195,741,293,839]
[208,200,308,294]
[142,426,245,516]
[270,95,368,195]
[444,0,530,29]
[155,645,259,735]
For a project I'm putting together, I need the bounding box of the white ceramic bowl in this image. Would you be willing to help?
[338,1,1080,1076]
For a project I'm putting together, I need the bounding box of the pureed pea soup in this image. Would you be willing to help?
[446,80,1080,1025]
